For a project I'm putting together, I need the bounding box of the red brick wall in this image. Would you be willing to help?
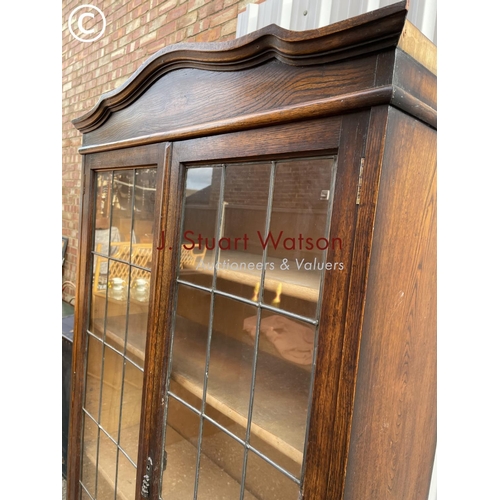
[62,0,257,301]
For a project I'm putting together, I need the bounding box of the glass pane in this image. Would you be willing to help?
[215,162,271,300]
[93,171,112,256]
[169,284,211,411]
[84,335,103,419]
[100,346,124,441]
[197,419,247,499]
[249,310,315,477]
[105,260,130,352]
[81,413,98,497]
[206,294,257,440]
[80,485,93,499]
[89,254,108,339]
[119,362,143,465]
[179,166,222,288]
[96,430,118,500]
[81,166,157,500]
[162,398,200,499]
[116,451,137,500]
[110,170,134,263]
[161,156,337,499]
[132,168,157,248]
[264,157,336,319]
[126,267,150,366]
[244,450,300,500]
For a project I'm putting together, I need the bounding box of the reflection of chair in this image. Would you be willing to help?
[93,242,153,294]
[180,246,206,269]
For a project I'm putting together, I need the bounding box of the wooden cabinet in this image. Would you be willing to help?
[68,3,436,499]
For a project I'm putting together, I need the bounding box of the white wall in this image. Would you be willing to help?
[236,0,437,43]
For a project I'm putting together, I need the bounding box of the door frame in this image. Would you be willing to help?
[67,142,170,500]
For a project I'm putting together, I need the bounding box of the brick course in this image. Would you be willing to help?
[62,0,259,301]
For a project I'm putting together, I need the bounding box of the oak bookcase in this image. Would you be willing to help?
[68,3,436,499]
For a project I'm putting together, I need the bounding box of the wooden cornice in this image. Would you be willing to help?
[73,1,412,134]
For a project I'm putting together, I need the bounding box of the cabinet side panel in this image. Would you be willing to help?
[344,107,436,499]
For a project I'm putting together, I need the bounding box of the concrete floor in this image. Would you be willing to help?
[62,478,67,499]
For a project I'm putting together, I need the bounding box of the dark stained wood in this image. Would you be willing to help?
[73,1,409,134]
[144,139,188,500]
[134,143,171,499]
[78,87,389,155]
[85,144,161,169]
[374,50,397,88]
[393,49,437,110]
[82,57,378,149]
[391,86,437,129]
[390,47,438,127]
[325,106,390,499]
[67,159,94,500]
[303,111,370,500]
[343,107,437,499]
[172,116,342,163]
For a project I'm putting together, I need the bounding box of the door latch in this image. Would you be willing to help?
[141,457,153,498]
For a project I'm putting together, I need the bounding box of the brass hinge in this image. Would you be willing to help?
[356,157,365,205]
[141,457,153,498]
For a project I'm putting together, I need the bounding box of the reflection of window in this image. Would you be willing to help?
[185,166,213,196]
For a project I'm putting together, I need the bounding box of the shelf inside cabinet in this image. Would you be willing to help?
[163,427,260,500]
[82,423,140,500]
[170,316,311,465]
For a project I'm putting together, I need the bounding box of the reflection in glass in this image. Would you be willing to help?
[116,451,137,500]
[96,430,117,500]
[89,254,107,339]
[104,260,130,354]
[81,413,98,498]
[119,362,143,465]
[162,398,200,499]
[264,158,336,319]
[215,163,271,300]
[100,346,124,441]
[179,166,222,288]
[244,450,300,500]
[169,284,211,410]
[161,157,337,498]
[81,166,157,500]
[132,168,157,247]
[81,485,93,500]
[248,310,315,477]
[206,294,257,439]
[93,171,112,256]
[110,170,134,263]
[197,419,247,499]
[84,335,103,420]
[125,268,150,367]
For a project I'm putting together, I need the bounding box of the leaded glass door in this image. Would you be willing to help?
[157,138,340,499]
[71,122,349,500]
[69,144,168,500]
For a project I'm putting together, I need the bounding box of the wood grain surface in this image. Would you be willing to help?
[73,1,409,134]
[343,107,436,500]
